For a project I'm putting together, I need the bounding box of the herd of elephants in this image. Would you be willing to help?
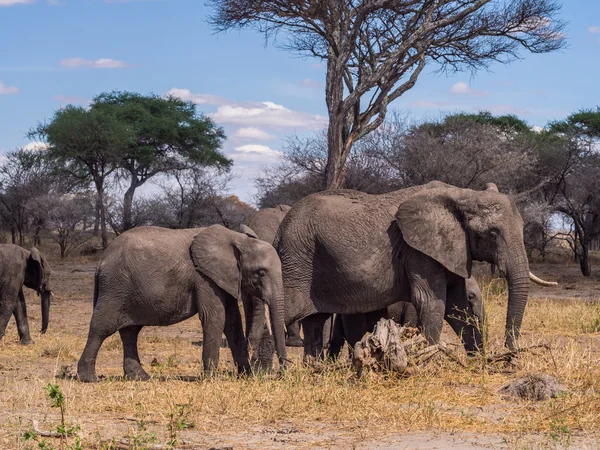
[0,180,559,382]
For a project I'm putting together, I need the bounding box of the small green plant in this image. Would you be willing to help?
[128,420,157,450]
[166,402,195,448]
[549,417,572,447]
[23,384,81,450]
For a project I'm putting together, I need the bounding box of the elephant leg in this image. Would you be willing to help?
[0,293,18,341]
[14,289,33,345]
[199,304,226,376]
[301,313,330,362]
[342,313,376,355]
[77,307,118,383]
[322,315,333,349]
[285,321,304,347]
[400,302,419,328]
[223,296,251,374]
[445,279,483,354]
[327,314,346,360]
[119,325,149,381]
[408,259,447,345]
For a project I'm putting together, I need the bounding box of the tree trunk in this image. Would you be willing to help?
[324,116,348,190]
[323,52,349,191]
[94,181,108,249]
[579,244,591,277]
[122,177,137,231]
[11,228,16,244]
[93,199,100,237]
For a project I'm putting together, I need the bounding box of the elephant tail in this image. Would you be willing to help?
[92,270,100,309]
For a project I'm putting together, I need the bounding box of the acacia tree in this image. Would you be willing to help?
[92,91,229,231]
[209,0,565,189]
[29,106,128,248]
[546,109,600,276]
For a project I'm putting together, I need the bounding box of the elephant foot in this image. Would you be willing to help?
[124,369,150,381]
[19,336,34,345]
[124,361,150,381]
[77,371,99,383]
[285,335,304,347]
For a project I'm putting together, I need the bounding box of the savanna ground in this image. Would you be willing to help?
[1,245,600,449]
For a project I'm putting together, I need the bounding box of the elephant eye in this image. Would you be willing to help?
[258,269,266,278]
[490,230,498,240]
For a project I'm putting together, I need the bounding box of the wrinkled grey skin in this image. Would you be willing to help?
[76,225,287,382]
[275,181,530,359]
[0,245,52,344]
[244,205,304,348]
[328,277,483,359]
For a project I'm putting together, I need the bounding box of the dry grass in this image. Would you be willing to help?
[0,257,599,449]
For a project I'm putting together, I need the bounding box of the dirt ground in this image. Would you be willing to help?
[1,253,599,449]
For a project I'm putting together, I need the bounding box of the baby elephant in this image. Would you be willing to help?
[0,245,52,344]
[77,225,287,382]
[328,277,484,359]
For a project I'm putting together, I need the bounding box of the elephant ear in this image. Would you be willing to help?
[27,247,46,293]
[239,224,258,239]
[395,188,471,279]
[190,225,242,299]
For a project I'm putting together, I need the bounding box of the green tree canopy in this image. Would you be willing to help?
[91,91,229,231]
[29,105,129,247]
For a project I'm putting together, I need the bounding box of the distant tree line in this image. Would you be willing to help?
[0,91,254,258]
[255,109,600,277]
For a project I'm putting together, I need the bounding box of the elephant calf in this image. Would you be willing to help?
[327,277,484,359]
[77,225,287,382]
[0,245,52,344]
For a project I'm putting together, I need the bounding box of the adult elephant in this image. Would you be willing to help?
[244,204,304,348]
[0,245,52,344]
[274,181,555,359]
[327,277,483,359]
[76,225,287,382]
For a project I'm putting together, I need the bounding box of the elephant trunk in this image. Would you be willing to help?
[504,253,530,351]
[247,297,266,352]
[40,291,51,334]
[268,292,288,370]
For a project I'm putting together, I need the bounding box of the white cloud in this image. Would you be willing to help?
[60,58,130,69]
[450,82,488,97]
[0,81,19,94]
[0,0,32,5]
[167,88,327,130]
[299,78,323,89]
[21,141,49,151]
[213,101,326,129]
[230,144,283,163]
[589,26,600,34]
[531,126,544,133]
[233,127,276,142]
[166,88,229,106]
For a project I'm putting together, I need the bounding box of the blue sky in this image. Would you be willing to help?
[1,1,599,204]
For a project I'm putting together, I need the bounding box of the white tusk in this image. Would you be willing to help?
[529,271,558,287]
[264,303,273,336]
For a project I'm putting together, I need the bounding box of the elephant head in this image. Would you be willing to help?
[24,247,52,334]
[190,225,288,369]
[396,183,530,351]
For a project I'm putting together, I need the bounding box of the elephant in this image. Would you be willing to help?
[274,181,556,359]
[327,277,483,359]
[0,245,52,344]
[243,204,303,348]
[76,225,287,382]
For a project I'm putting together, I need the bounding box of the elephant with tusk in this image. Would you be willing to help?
[274,181,557,360]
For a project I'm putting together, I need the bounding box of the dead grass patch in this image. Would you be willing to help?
[1,259,599,448]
